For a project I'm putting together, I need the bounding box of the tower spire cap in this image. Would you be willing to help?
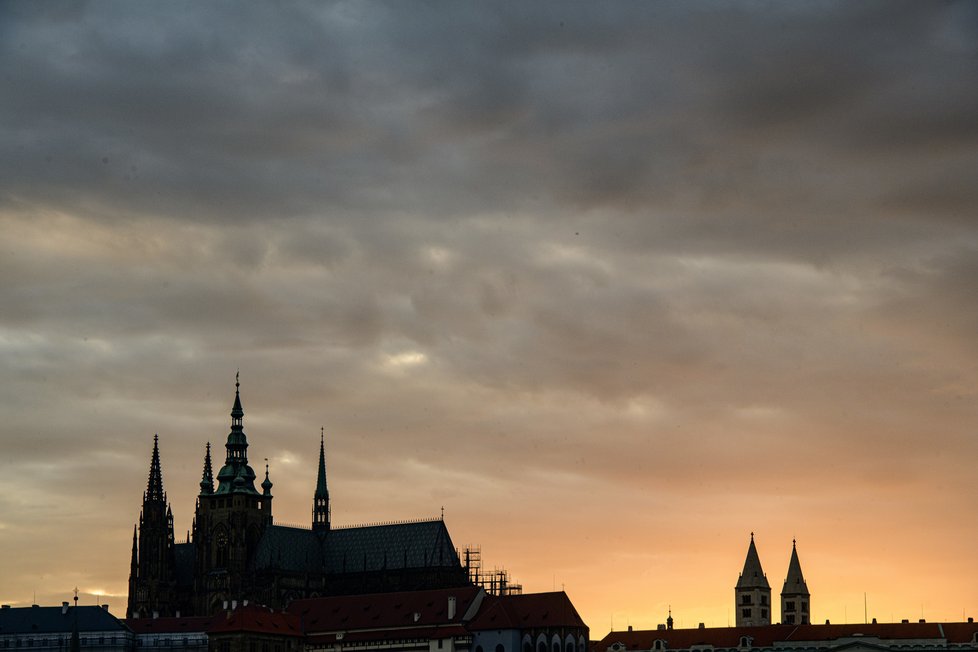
[736,533,770,589]
[782,538,809,594]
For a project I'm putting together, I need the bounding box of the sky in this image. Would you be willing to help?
[1,0,977,634]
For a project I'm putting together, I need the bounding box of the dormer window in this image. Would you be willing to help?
[739,636,752,649]
[653,640,666,651]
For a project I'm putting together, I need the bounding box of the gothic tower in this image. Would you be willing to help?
[128,435,178,618]
[192,375,271,614]
[781,539,810,624]
[735,533,771,626]
[312,428,330,532]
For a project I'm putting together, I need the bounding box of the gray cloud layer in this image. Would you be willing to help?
[1,0,976,628]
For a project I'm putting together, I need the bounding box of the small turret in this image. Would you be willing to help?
[262,462,273,496]
[199,443,214,495]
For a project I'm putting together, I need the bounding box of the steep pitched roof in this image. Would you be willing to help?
[251,525,324,573]
[781,540,808,596]
[251,519,462,576]
[468,592,588,632]
[324,520,461,573]
[736,534,770,590]
[291,585,483,635]
[208,605,302,637]
[0,606,130,635]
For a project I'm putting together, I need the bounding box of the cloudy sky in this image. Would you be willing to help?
[1,0,977,632]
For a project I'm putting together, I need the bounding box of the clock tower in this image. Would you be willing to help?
[192,375,273,614]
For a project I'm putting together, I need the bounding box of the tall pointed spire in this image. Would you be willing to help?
[781,539,811,624]
[735,532,772,626]
[737,532,770,589]
[215,372,258,495]
[199,442,214,495]
[312,427,330,532]
[146,434,165,503]
[783,539,808,593]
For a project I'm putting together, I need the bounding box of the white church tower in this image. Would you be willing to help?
[735,533,772,626]
[781,539,811,624]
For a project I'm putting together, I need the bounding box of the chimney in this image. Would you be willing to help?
[628,626,633,632]
[0,605,9,610]
[901,619,909,624]
[919,619,926,623]
[62,602,69,615]
[825,620,830,625]
[699,624,705,629]
[448,596,457,620]
[102,605,109,611]
[968,618,973,624]
[871,618,877,624]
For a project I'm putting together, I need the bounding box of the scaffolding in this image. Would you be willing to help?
[460,545,523,596]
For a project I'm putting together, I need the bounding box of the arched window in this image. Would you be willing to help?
[539,641,547,652]
[476,646,484,652]
[554,641,561,652]
[496,645,505,652]
[524,642,533,652]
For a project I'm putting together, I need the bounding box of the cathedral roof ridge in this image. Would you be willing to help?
[332,516,444,530]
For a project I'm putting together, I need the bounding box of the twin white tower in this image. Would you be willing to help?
[735,534,810,626]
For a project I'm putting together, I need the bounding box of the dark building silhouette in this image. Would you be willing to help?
[127,377,469,618]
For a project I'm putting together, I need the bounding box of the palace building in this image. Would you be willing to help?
[127,377,469,618]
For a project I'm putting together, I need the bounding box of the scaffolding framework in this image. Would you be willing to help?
[460,544,523,596]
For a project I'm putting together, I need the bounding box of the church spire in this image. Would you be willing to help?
[146,434,165,503]
[199,442,214,495]
[735,532,771,626]
[214,373,258,495]
[783,539,808,593]
[737,532,770,589]
[781,539,811,624]
[312,427,330,532]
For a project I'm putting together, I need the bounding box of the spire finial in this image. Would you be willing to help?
[236,369,240,390]
[321,425,324,444]
[751,531,754,540]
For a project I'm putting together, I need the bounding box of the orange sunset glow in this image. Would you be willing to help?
[1,1,977,638]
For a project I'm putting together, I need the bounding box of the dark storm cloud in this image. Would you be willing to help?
[2,0,977,624]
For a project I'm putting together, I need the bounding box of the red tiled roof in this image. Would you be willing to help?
[468,592,588,632]
[307,624,471,645]
[939,622,978,644]
[596,625,790,651]
[595,621,978,651]
[124,616,211,634]
[208,605,302,637]
[291,585,483,634]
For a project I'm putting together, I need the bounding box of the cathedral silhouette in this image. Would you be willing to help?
[127,377,469,618]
